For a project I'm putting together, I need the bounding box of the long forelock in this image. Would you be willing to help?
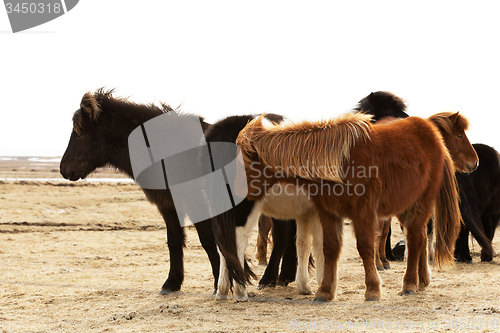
[72,109,84,135]
[429,112,470,134]
[455,113,470,131]
[72,88,180,134]
[237,112,373,182]
[72,90,103,135]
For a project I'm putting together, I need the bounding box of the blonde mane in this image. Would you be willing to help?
[236,112,373,183]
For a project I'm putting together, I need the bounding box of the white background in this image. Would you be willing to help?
[1,1,499,156]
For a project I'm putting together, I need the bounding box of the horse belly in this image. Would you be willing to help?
[261,183,314,220]
[377,170,431,217]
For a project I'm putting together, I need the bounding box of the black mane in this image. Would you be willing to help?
[354,91,409,123]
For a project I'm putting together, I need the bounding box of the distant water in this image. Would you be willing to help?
[27,157,62,163]
[0,178,134,183]
[0,156,132,183]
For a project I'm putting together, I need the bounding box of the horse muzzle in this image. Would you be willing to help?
[464,160,479,173]
[60,168,81,181]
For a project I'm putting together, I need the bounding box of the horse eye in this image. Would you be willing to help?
[457,134,463,139]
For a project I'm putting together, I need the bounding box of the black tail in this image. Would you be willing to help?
[205,113,284,290]
[459,188,494,257]
[212,207,256,290]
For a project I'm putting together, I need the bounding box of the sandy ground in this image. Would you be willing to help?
[1,166,500,332]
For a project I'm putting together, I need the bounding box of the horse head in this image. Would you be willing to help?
[429,112,479,173]
[60,90,110,181]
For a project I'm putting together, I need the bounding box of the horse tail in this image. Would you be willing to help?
[212,210,256,289]
[459,191,494,257]
[434,154,462,266]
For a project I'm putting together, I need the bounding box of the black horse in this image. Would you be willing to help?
[60,88,220,294]
[353,91,409,121]
[203,113,298,292]
[454,143,499,262]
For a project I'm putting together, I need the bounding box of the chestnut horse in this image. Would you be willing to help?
[353,91,409,270]
[255,91,410,277]
[356,93,495,265]
[237,111,478,302]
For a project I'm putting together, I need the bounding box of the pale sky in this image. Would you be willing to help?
[1,1,499,156]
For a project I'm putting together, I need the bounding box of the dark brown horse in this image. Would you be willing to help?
[60,88,220,294]
[237,111,478,302]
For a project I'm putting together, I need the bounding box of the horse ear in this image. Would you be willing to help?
[449,112,460,125]
[80,92,100,121]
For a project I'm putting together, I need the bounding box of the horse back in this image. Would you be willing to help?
[349,116,448,218]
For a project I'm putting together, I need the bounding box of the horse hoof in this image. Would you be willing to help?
[313,297,329,303]
[235,296,249,302]
[400,290,415,296]
[277,280,291,287]
[383,264,391,270]
[376,266,385,271]
[365,296,380,302]
[158,289,176,295]
[257,284,275,290]
[216,294,228,301]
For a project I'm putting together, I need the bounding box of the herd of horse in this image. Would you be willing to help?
[60,89,499,302]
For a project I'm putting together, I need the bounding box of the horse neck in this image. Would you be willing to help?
[101,104,207,180]
[102,102,165,179]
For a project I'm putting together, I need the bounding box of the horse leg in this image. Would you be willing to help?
[454,223,472,263]
[259,218,289,288]
[233,208,261,301]
[399,213,427,295]
[159,207,185,294]
[418,230,431,291]
[385,225,395,261]
[427,218,435,262]
[295,217,313,295]
[310,214,324,286]
[314,211,343,302]
[351,212,381,301]
[376,219,391,270]
[277,220,297,286]
[216,248,230,300]
[379,219,392,270]
[233,225,253,301]
[193,218,220,294]
[256,215,272,265]
[375,223,384,271]
[481,213,499,261]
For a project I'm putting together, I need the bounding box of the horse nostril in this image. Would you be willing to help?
[467,160,479,173]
